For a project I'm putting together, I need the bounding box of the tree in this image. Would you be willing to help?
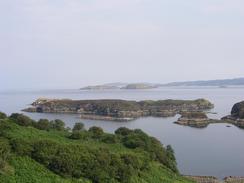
[88,126,104,138]
[50,119,65,131]
[115,127,132,136]
[0,112,7,119]
[72,122,84,132]
[36,119,50,130]
[9,113,34,126]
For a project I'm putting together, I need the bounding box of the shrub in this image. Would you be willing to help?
[10,139,33,156]
[0,112,7,119]
[88,126,104,138]
[72,122,84,132]
[0,138,11,169]
[115,127,132,136]
[9,113,34,126]
[35,119,50,130]
[101,134,117,144]
[50,119,65,131]
[69,131,89,140]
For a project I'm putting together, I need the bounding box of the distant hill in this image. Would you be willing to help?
[80,78,244,90]
[162,78,244,87]
[80,83,158,90]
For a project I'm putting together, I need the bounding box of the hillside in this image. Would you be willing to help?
[162,78,244,87]
[0,112,194,183]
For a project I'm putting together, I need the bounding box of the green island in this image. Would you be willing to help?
[0,112,194,183]
[23,98,214,122]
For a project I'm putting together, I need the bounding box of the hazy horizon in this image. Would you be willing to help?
[1,0,244,90]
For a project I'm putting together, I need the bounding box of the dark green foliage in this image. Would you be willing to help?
[50,119,65,131]
[118,127,178,173]
[69,131,89,140]
[101,134,117,144]
[164,145,178,173]
[0,138,11,169]
[35,119,50,130]
[88,126,104,138]
[10,113,34,126]
[72,122,84,132]
[0,112,7,119]
[30,140,147,183]
[10,139,33,156]
[0,115,187,183]
[115,127,133,136]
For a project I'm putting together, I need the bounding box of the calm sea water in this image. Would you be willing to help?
[0,87,244,178]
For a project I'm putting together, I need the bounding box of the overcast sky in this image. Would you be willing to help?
[0,0,244,90]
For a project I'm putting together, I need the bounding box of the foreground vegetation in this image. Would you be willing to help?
[0,112,194,183]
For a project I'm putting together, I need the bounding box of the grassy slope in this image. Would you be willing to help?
[0,120,195,183]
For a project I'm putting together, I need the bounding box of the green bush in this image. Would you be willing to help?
[88,126,104,139]
[0,112,7,120]
[101,134,117,144]
[115,127,132,136]
[35,119,50,130]
[50,119,65,131]
[10,139,33,156]
[72,122,85,132]
[0,138,11,169]
[69,131,89,140]
[9,113,34,127]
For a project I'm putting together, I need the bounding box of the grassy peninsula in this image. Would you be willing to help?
[0,112,194,183]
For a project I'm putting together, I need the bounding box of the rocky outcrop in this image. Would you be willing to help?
[224,177,244,183]
[185,176,220,183]
[175,112,211,128]
[23,98,214,122]
[185,176,244,183]
[222,101,244,128]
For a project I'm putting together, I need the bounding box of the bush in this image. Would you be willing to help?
[9,113,34,126]
[28,138,151,183]
[101,134,117,144]
[69,131,89,140]
[10,139,33,156]
[0,138,11,169]
[0,112,7,119]
[115,127,132,136]
[35,119,50,130]
[50,119,65,131]
[72,122,84,132]
[88,126,104,138]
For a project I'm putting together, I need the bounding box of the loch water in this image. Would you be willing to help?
[0,87,244,178]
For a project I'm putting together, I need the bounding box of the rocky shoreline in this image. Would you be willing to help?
[23,98,214,121]
[185,176,244,183]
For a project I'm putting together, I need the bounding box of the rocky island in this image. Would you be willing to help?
[23,98,214,121]
[175,101,244,129]
[175,112,215,128]
[222,101,244,128]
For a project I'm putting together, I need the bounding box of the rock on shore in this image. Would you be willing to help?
[175,112,211,128]
[185,176,244,183]
[222,101,244,128]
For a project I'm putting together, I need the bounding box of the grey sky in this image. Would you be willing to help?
[0,0,244,90]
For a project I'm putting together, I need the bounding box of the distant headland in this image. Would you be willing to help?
[80,77,244,90]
